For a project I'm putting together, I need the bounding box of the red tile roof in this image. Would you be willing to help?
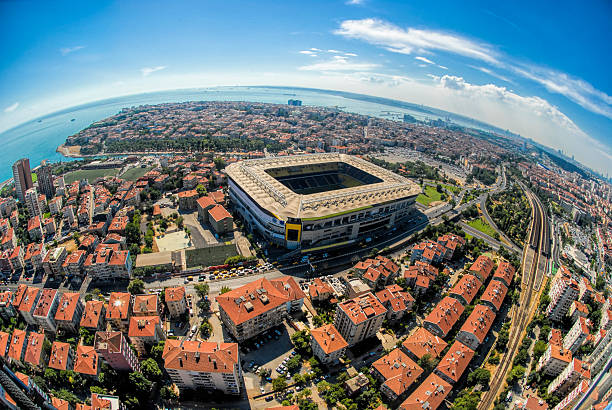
[106,292,131,320]
[311,324,348,355]
[165,286,186,303]
[402,327,448,359]
[337,292,388,325]
[373,348,423,397]
[163,340,238,374]
[0,331,10,358]
[18,286,40,313]
[81,300,105,328]
[74,345,99,376]
[480,280,508,311]
[8,329,26,361]
[449,274,482,305]
[435,341,475,383]
[128,316,160,338]
[469,255,494,281]
[216,277,304,325]
[400,373,452,410]
[132,294,158,316]
[48,341,72,371]
[459,305,496,344]
[424,296,465,337]
[33,288,57,317]
[208,204,232,222]
[55,292,81,322]
[24,332,45,366]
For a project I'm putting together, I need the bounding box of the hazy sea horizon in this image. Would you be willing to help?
[0,86,502,182]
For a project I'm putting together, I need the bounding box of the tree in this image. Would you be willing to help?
[128,279,145,294]
[194,283,209,298]
[160,385,178,402]
[199,320,212,339]
[418,354,437,374]
[151,341,165,364]
[506,365,525,385]
[467,368,490,387]
[141,358,162,381]
[196,184,207,197]
[272,377,287,391]
[220,286,231,294]
[128,371,152,396]
[451,389,481,410]
[291,330,311,354]
[285,355,302,373]
[214,157,226,170]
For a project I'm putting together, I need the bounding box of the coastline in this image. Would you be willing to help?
[56,143,82,158]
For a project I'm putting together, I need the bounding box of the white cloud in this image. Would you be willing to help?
[415,56,435,65]
[299,55,379,72]
[310,48,322,52]
[140,66,167,77]
[438,65,448,70]
[511,65,612,120]
[4,102,19,113]
[299,50,318,56]
[60,46,85,56]
[470,66,512,83]
[334,18,612,121]
[346,0,364,4]
[327,49,341,54]
[335,18,498,64]
[345,52,358,57]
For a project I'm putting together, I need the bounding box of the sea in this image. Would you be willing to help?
[0,86,502,182]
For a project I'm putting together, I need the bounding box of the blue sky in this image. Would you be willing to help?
[1,0,611,174]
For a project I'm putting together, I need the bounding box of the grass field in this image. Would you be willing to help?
[467,217,497,238]
[441,183,461,194]
[416,185,444,206]
[64,168,120,184]
[185,244,238,268]
[122,166,153,181]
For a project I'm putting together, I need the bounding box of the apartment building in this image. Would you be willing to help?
[48,342,74,372]
[178,190,198,210]
[95,331,140,372]
[353,255,400,289]
[106,292,132,331]
[437,233,466,260]
[163,340,242,394]
[400,373,452,410]
[216,277,304,342]
[8,329,27,364]
[23,332,47,370]
[479,280,508,313]
[423,296,465,338]
[42,247,67,277]
[208,204,233,235]
[165,286,187,318]
[17,286,40,326]
[468,255,494,282]
[375,284,415,321]
[0,291,16,319]
[403,261,439,296]
[372,348,423,401]
[563,316,591,354]
[80,300,106,331]
[568,301,589,324]
[55,292,84,333]
[537,344,573,377]
[547,358,590,396]
[434,341,475,385]
[492,260,515,288]
[334,292,387,347]
[62,250,87,277]
[449,274,482,306]
[410,240,445,265]
[310,324,348,364]
[546,266,580,322]
[401,327,448,362]
[84,245,132,281]
[132,294,159,317]
[456,305,496,351]
[32,288,60,333]
[308,278,334,302]
[73,345,100,378]
[128,316,165,355]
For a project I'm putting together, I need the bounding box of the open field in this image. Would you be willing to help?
[467,217,497,238]
[64,168,120,184]
[416,185,444,206]
[441,183,461,193]
[185,244,238,268]
[122,166,153,181]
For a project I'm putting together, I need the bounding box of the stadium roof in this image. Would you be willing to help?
[226,153,420,220]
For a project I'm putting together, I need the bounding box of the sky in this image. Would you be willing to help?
[1,0,611,175]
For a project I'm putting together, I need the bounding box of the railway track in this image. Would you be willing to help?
[478,187,546,409]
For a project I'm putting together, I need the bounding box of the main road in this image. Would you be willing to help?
[478,184,548,410]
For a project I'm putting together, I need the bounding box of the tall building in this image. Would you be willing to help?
[310,324,348,364]
[36,164,55,199]
[334,292,387,346]
[12,158,33,202]
[546,267,580,322]
[25,187,42,218]
[95,331,140,372]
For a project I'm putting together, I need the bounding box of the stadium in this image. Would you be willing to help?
[226,153,421,250]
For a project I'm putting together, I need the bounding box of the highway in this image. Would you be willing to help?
[478,183,549,410]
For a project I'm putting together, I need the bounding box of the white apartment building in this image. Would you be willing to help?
[563,316,590,354]
[163,340,242,394]
[334,292,387,347]
[546,268,580,322]
[310,324,348,364]
[164,287,187,318]
[32,288,60,333]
